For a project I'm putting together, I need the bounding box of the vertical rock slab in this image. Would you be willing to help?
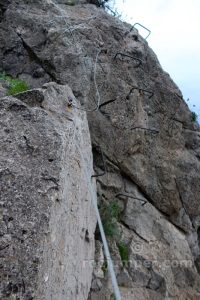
[0,82,97,299]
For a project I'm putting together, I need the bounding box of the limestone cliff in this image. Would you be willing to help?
[0,1,200,299]
[0,83,97,299]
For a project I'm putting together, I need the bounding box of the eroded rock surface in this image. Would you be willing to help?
[0,83,96,299]
[0,0,200,299]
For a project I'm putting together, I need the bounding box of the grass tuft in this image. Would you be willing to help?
[117,241,129,266]
[99,201,121,238]
[191,111,198,122]
[0,72,28,95]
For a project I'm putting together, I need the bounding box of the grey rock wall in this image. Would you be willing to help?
[0,83,96,299]
[0,0,200,299]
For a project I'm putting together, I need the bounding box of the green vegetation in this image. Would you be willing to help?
[99,199,129,270]
[100,201,121,238]
[191,111,198,122]
[0,72,28,95]
[110,293,116,300]
[117,241,129,266]
[101,261,108,276]
[65,0,75,5]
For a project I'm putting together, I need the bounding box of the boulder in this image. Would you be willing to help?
[0,82,96,299]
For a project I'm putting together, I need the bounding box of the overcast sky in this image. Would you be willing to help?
[113,0,200,119]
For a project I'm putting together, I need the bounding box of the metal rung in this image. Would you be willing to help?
[116,193,147,206]
[99,98,117,109]
[156,84,183,101]
[105,5,118,17]
[173,93,183,100]
[161,90,183,101]
[130,23,151,40]
[126,86,154,99]
[130,127,159,134]
[114,52,143,68]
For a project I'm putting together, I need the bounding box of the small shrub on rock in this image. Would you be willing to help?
[0,72,28,95]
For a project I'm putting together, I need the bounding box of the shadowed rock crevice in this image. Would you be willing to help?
[16,35,56,83]
[0,0,11,22]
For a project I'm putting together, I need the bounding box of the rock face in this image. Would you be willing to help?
[0,0,200,299]
[0,83,96,299]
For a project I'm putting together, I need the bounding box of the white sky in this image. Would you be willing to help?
[114,0,200,118]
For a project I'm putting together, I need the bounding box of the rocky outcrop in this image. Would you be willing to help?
[0,83,96,299]
[0,0,200,299]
